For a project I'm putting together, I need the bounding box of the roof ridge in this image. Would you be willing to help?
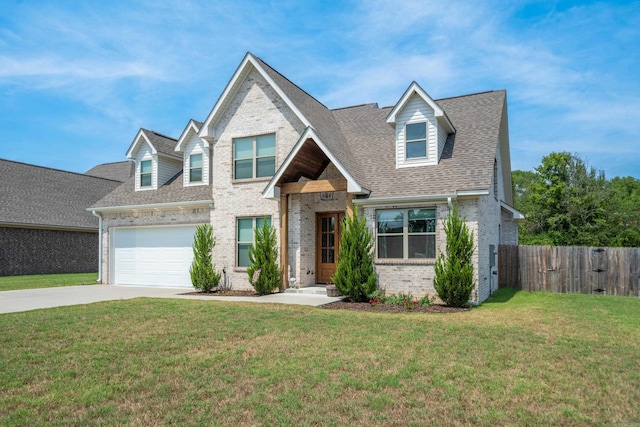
[141,128,178,141]
[0,158,123,183]
[331,103,379,111]
[253,54,331,111]
[436,89,503,102]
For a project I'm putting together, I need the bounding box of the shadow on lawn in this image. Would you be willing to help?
[482,287,519,304]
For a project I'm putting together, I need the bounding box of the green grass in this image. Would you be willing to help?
[0,273,97,292]
[1,288,639,426]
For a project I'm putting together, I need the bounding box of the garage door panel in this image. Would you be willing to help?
[112,226,198,287]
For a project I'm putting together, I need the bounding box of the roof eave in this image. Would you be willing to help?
[126,130,156,159]
[88,200,213,213]
[175,120,205,152]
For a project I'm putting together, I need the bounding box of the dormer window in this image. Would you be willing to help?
[189,153,203,183]
[405,122,427,159]
[140,160,152,187]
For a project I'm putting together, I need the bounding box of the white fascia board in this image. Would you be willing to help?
[262,127,363,199]
[456,189,490,197]
[355,189,489,207]
[500,201,526,221]
[354,193,457,207]
[386,82,456,133]
[88,200,213,213]
[175,120,204,152]
[126,130,156,159]
[199,52,311,141]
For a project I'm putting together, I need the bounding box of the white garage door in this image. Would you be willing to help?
[111,226,198,287]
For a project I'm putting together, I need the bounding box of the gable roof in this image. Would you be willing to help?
[0,159,122,230]
[175,119,204,152]
[386,81,455,134]
[126,128,181,159]
[85,161,134,182]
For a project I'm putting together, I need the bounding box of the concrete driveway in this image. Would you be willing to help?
[0,285,344,314]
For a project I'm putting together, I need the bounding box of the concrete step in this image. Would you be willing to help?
[284,286,328,295]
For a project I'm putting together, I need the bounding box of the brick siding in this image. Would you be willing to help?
[0,227,98,276]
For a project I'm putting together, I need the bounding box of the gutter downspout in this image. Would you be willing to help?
[91,210,103,283]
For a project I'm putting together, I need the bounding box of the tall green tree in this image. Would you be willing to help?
[516,152,609,246]
[247,221,280,295]
[189,224,221,293]
[608,176,640,247]
[332,205,377,302]
[433,204,475,307]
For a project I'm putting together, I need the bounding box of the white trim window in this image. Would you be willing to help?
[405,122,427,160]
[236,216,272,267]
[377,208,436,259]
[189,153,203,183]
[140,160,152,188]
[233,133,276,180]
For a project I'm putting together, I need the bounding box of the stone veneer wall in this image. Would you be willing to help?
[0,227,98,276]
[99,207,210,284]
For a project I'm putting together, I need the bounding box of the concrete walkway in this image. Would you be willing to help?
[0,285,345,314]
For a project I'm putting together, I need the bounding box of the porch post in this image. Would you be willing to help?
[280,194,289,291]
[346,193,354,218]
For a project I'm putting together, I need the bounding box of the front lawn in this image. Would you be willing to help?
[0,273,97,292]
[1,289,639,426]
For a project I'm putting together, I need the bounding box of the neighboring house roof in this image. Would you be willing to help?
[333,90,508,200]
[90,171,212,210]
[85,161,134,182]
[0,159,122,230]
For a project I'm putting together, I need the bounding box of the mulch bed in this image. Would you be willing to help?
[180,290,260,297]
[322,301,471,313]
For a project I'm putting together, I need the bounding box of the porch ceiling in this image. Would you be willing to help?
[277,139,331,185]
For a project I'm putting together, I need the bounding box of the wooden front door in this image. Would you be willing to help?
[316,212,342,284]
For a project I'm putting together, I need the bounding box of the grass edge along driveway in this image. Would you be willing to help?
[0,273,98,292]
[1,288,639,426]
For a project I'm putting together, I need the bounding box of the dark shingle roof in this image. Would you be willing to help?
[333,90,506,199]
[90,172,212,209]
[0,159,122,229]
[85,161,134,182]
[142,129,180,157]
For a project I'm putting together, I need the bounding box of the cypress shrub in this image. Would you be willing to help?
[433,204,476,307]
[247,221,281,295]
[189,224,221,293]
[332,205,377,302]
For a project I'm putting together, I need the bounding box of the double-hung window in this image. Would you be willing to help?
[189,153,203,183]
[140,160,152,187]
[236,216,272,267]
[405,122,427,159]
[233,133,276,180]
[377,208,436,259]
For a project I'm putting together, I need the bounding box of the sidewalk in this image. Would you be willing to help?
[0,285,345,314]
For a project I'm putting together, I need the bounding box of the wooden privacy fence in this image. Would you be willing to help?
[498,245,640,297]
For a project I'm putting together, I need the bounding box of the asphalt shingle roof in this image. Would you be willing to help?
[90,171,212,209]
[85,161,134,182]
[333,90,506,199]
[0,159,123,229]
[142,129,180,158]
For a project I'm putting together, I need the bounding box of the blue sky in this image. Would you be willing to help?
[1,0,639,179]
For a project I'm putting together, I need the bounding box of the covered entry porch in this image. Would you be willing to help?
[262,131,368,290]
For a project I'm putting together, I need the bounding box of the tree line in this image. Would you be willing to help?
[512,152,640,247]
